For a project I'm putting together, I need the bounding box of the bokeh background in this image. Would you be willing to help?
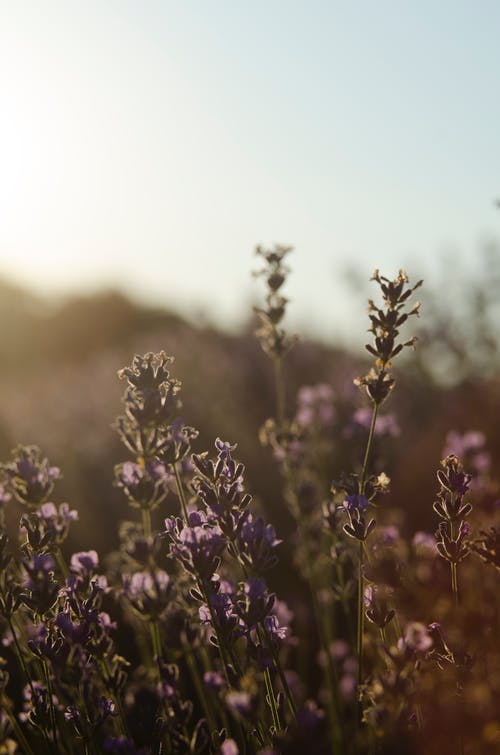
[0,1,499,554]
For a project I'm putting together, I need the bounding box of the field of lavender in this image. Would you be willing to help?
[0,248,498,755]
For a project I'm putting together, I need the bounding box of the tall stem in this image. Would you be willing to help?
[360,403,379,493]
[449,528,463,755]
[311,578,344,754]
[42,659,58,748]
[101,656,130,737]
[7,617,52,754]
[264,665,281,733]
[8,617,38,705]
[141,507,152,539]
[356,401,379,717]
[182,636,218,733]
[261,622,297,721]
[150,619,163,660]
[197,580,232,687]
[274,358,285,429]
[174,463,190,522]
[451,562,459,607]
[356,540,365,698]
[3,702,36,755]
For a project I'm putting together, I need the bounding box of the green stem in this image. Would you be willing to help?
[415,702,424,730]
[198,580,232,686]
[101,657,130,737]
[239,552,297,725]
[262,622,297,721]
[449,548,463,755]
[42,659,58,748]
[451,562,459,606]
[55,548,70,579]
[3,702,36,755]
[356,402,379,717]
[141,507,152,539]
[8,618,52,754]
[264,666,281,733]
[199,645,231,733]
[360,403,379,492]
[182,637,218,733]
[150,619,163,661]
[356,540,365,698]
[174,463,190,522]
[274,358,285,429]
[314,587,345,755]
[8,617,37,704]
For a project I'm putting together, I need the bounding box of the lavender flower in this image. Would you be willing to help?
[221,739,239,755]
[114,459,171,510]
[263,613,288,642]
[363,584,395,630]
[55,606,97,646]
[342,494,376,542]
[0,484,11,508]
[349,407,400,437]
[295,384,336,428]
[122,569,173,620]
[116,352,198,463]
[70,550,99,576]
[355,270,422,406]
[412,531,438,557]
[343,494,370,514]
[3,446,61,507]
[164,515,226,581]
[236,578,275,632]
[226,690,253,718]
[192,439,251,539]
[203,670,225,692]
[19,681,59,728]
[254,244,295,361]
[37,501,78,545]
[21,554,59,614]
[399,622,433,655]
[443,430,491,481]
[118,352,181,429]
[436,520,471,564]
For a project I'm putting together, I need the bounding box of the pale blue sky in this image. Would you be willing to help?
[0,1,498,340]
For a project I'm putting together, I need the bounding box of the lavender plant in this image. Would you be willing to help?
[0,250,497,755]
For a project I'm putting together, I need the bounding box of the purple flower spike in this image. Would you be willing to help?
[5,445,61,507]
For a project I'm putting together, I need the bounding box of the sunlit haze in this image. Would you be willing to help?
[1,1,499,340]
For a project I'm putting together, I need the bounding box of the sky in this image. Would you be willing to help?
[0,1,499,342]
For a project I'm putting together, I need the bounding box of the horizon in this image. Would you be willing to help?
[1,1,499,342]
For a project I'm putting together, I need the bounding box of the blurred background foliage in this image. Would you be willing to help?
[0,245,499,567]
